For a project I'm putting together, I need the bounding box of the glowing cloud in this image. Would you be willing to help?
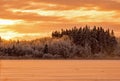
[0,19,23,26]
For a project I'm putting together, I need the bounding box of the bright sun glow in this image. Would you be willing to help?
[3,36,12,40]
[0,19,23,25]
[0,31,19,40]
[0,31,50,40]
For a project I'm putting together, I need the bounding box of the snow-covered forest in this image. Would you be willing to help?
[0,26,120,59]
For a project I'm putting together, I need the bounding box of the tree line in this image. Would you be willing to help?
[0,26,120,59]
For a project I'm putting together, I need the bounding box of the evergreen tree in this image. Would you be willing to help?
[43,44,48,54]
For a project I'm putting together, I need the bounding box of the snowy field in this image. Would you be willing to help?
[0,60,120,81]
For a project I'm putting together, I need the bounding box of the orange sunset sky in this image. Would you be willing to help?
[0,0,120,40]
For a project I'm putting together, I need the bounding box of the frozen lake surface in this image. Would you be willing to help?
[0,60,120,81]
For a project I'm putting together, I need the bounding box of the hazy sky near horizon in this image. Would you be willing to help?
[0,0,120,40]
